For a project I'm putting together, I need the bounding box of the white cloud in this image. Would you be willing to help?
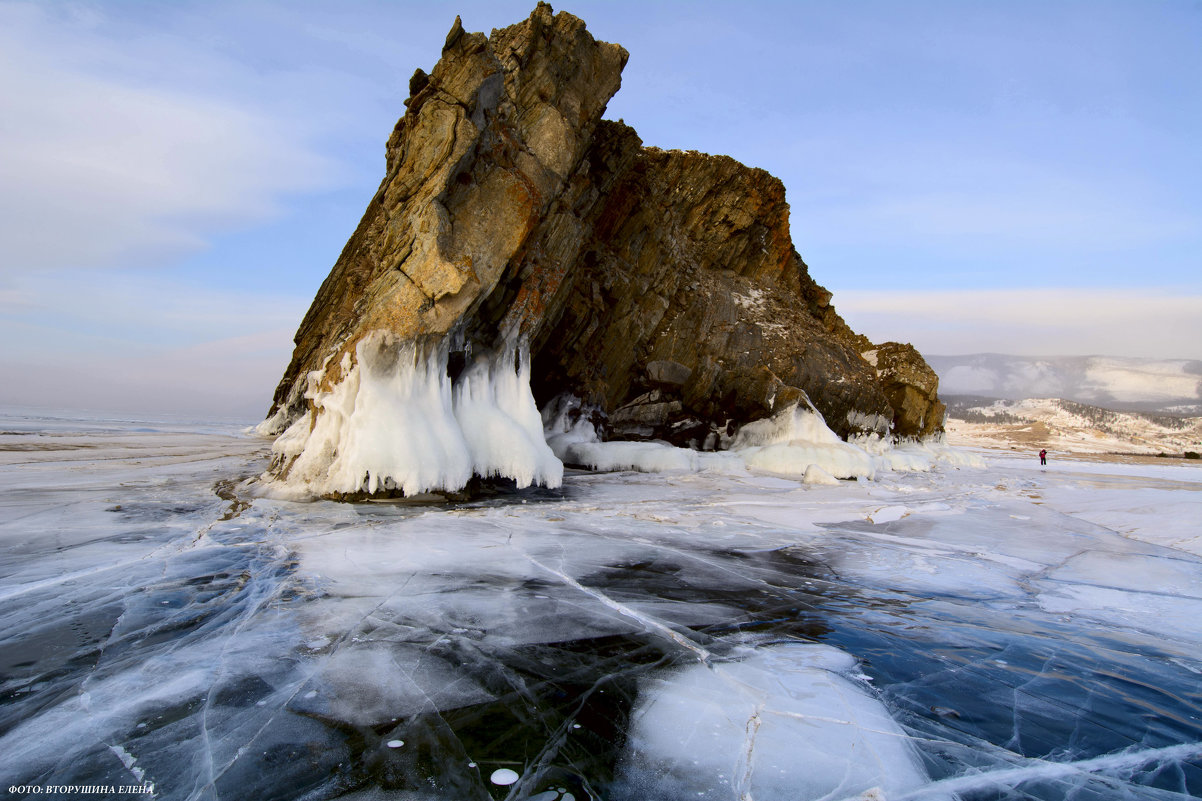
[0,3,340,272]
[832,288,1202,360]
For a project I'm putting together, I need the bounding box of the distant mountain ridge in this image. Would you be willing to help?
[942,395,1202,456]
[929,354,1202,415]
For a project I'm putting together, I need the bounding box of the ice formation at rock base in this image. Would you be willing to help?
[258,331,980,501]
[260,333,562,499]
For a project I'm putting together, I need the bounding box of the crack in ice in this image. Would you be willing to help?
[524,554,712,664]
[889,741,1202,800]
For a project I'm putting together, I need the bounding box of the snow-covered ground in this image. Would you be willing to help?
[946,397,1202,456]
[1,410,1200,799]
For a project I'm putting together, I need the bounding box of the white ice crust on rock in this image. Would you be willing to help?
[251,403,293,438]
[543,396,982,483]
[731,405,877,480]
[264,359,980,498]
[543,396,751,476]
[615,643,939,801]
[261,333,563,497]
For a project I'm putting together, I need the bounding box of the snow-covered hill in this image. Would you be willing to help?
[944,395,1202,456]
[929,354,1202,414]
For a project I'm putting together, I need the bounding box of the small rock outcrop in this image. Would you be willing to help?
[260,4,946,497]
[863,343,946,438]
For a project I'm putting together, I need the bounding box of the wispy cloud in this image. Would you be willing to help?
[833,288,1202,360]
[0,3,341,273]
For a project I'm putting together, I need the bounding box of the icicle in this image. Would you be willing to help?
[263,332,562,498]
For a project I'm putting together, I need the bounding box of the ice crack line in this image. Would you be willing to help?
[735,702,763,801]
[524,554,712,664]
[888,741,1202,800]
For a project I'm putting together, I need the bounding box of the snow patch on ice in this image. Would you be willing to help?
[1037,550,1202,644]
[856,435,988,472]
[867,505,911,524]
[803,464,841,485]
[614,643,937,801]
[567,440,699,473]
[108,744,146,783]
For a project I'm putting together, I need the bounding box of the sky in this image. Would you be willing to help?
[1,0,1199,420]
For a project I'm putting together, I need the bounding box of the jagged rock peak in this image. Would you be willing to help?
[258,5,946,498]
[266,5,627,428]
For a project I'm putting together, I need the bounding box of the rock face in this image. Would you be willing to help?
[524,123,915,447]
[261,3,946,496]
[267,4,627,424]
[864,343,946,438]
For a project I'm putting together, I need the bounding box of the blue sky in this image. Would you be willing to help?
[1,0,1199,419]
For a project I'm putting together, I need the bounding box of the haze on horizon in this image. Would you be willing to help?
[1,0,1199,420]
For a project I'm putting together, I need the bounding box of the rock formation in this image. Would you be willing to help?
[259,3,946,497]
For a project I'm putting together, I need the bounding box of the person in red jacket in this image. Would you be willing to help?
[1039,449,1047,466]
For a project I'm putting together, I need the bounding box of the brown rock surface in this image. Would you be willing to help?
[866,342,947,437]
[262,4,946,492]
[521,123,904,446]
[266,3,627,428]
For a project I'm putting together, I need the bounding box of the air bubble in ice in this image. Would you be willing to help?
[491,768,520,785]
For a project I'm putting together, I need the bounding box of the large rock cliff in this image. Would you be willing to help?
[260,4,945,497]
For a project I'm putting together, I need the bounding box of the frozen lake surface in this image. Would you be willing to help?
[1,411,1200,800]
